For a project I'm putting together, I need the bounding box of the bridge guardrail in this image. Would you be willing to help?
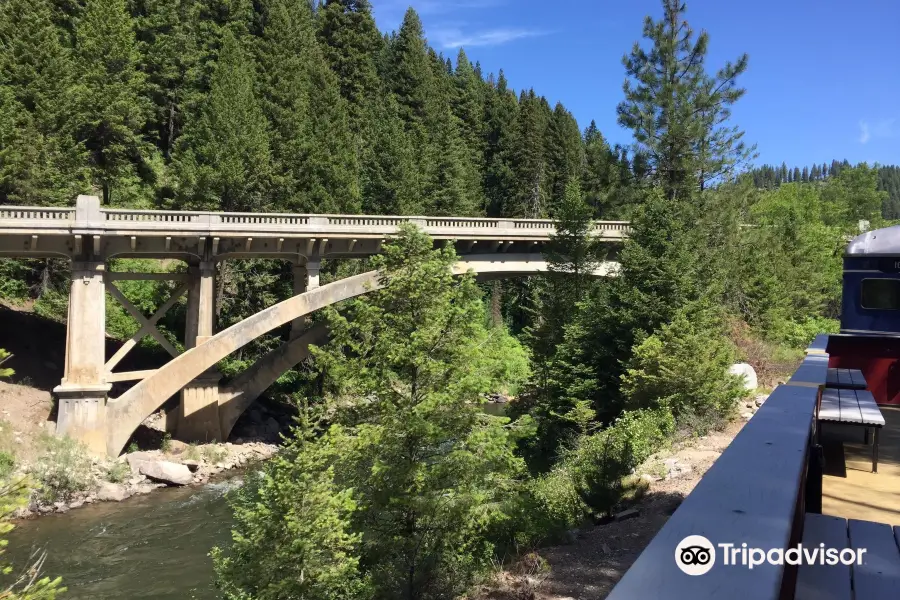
[0,197,633,237]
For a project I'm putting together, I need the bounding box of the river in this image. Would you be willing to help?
[6,475,244,599]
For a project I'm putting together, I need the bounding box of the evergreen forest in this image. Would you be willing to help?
[0,0,896,598]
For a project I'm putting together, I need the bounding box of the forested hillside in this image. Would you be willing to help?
[750,161,900,218]
[0,0,628,220]
[0,1,896,598]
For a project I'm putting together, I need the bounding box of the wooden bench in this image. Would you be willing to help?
[826,368,867,390]
[820,388,885,472]
[796,513,900,599]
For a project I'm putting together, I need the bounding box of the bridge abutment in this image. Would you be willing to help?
[54,260,111,455]
[176,261,223,443]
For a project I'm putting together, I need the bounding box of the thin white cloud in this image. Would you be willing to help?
[859,118,896,144]
[433,27,547,49]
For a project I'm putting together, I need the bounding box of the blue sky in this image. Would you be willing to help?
[372,0,900,168]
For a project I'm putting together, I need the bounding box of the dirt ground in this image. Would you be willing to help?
[0,380,56,464]
[478,419,747,600]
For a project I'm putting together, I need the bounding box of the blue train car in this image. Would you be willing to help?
[842,225,900,336]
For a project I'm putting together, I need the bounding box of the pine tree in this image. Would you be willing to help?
[132,0,203,161]
[505,89,551,217]
[360,95,419,214]
[421,98,480,215]
[211,415,370,599]
[482,70,518,217]
[545,102,584,211]
[387,8,433,136]
[72,0,151,205]
[451,49,486,188]
[173,30,273,212]
[317,0,383,129]
[255,0,360,214]
[516,179,605,465]
[581,121,620,217]
[801,166,809,183]
[311,226,525,599]
[822,162,828,178]
[831,159,842,178]
[555,189,702,424]
[780,162,788,184]
[0,0,72,130]
[811,164,821,181]
[0,0,85,204]
[617,0,754,201]
[793,167,801,183]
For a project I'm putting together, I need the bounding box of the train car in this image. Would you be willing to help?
[831,224,900,405]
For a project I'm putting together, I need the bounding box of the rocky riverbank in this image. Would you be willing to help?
[15,439,278,518]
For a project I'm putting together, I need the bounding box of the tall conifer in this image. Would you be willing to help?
[174,30,273,212]
[72,0,151,205]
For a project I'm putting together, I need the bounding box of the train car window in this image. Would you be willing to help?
[861,278,900,310]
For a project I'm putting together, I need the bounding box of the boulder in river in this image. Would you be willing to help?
[126,451,159,473]
[96,482,130,502]
[139,461,193,486]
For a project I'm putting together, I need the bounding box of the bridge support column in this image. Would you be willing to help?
[290,260,319,340]
[54,261,111,455]
[176,261,222,443]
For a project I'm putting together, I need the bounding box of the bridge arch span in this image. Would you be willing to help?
[106,256,618,455]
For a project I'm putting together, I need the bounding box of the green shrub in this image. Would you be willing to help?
[514,407,675,542]
[184,443,201,461]
[523,469,587,541]
[0,260,29,301]
[769,316,840,349]
[160,433,172,453]
[33,435,95,503]
[32,287,70,323]
[106,461,130,484]
[622,306,746,428]
[0,349,13,379]
[202,444,228,464]
[126,442,139,454]
[565,408,674,516]
[478,324,532,397]
[0,451,15,479]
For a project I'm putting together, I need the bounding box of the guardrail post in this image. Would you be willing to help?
[74,195,103,228]
[54,260,111,455]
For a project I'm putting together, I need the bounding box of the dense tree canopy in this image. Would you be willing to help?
[0,1,895,597]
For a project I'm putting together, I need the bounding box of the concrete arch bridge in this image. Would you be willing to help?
[0,196,625,456]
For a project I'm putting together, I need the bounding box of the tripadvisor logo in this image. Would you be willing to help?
[675,535,715,576]
[675,535,868,576]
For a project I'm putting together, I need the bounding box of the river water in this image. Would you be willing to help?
[6,476,244,599]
